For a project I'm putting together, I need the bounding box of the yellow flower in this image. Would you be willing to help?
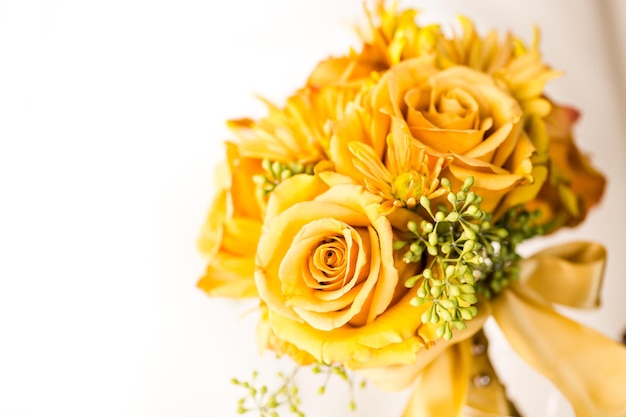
[255,172,432,368]
[306,1,440,88]
[197,143,264,298]
[525,104,606,231]
[372,57,543,213]
[349,133,451,214]
[228,85,359,165]
[436,17,562,118]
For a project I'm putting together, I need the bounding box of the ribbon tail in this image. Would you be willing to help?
[463,330,522,417]
[401,342,470,417]
[492,283,626,417]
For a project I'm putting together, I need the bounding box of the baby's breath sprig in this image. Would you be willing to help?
[232,369,304,417]
[396,177,485,340]
[311,363,366,412]
[253,159,315,197]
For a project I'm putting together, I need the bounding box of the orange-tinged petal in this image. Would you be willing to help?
[198,251,258,298]
[197,188,227,259]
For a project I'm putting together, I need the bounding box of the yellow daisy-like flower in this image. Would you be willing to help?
[307,1,440,88]
[349,133,451,214]
[228,85,360,165]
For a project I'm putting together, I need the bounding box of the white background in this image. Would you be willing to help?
[1,1,625,416]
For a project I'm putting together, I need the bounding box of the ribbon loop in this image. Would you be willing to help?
[520,241,606,308]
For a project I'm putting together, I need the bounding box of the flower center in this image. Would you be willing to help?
[391,171,425,208]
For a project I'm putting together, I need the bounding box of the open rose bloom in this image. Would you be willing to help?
[197,2,626,416]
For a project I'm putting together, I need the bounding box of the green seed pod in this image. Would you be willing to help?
[421,221,434,233]
[452,320,467,330]
[430,285,443,298]
[439,299,456,310]
[449,285,461,297]
[446,212,459,222]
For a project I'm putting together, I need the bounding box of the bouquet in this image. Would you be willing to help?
[197,2,626,416]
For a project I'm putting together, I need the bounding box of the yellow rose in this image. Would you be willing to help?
[197,143,264,298]
[525,104,606,231]
[255,172,433,368]
[328,57,544,214]
[380,58,542,213]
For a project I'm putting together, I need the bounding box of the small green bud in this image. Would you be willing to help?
[459,308,474,320]
[435,211,446,222]
[444,265,455,278]
[452,320,467,330]
[462,228,476,240]
[441,243,452,254]
[458,284,475,294]
[466,205,479,217]
[446,212,459,222]
[405,275,420,288]
[459,293,478,304]
[423,268,433,279]
[428,231,438,246]
[421,221,434,233]
[443,324,453,340]
[462,176,474,190]
[430,285,443,298]
[448,285,460,297]
[393,240,407,250]
[439,299,457,310]
[430,310,440,324]
[447,192,457,205]
[416,287,427,298]
[435,326,445,339]
[421,309,432,324]
[407,221,419,234]
[410,297,425,306]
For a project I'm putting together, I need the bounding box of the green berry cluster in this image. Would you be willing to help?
[473,208,544,298]
[311,363,365,411]
[232,363,365,416]
[396,177,484,340]
[253,159,315,197]
[232,369,304,417]
[396,176,547,341]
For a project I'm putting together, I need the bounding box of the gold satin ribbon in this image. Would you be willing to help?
[382,241,626,417]
[491,243,626,417]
